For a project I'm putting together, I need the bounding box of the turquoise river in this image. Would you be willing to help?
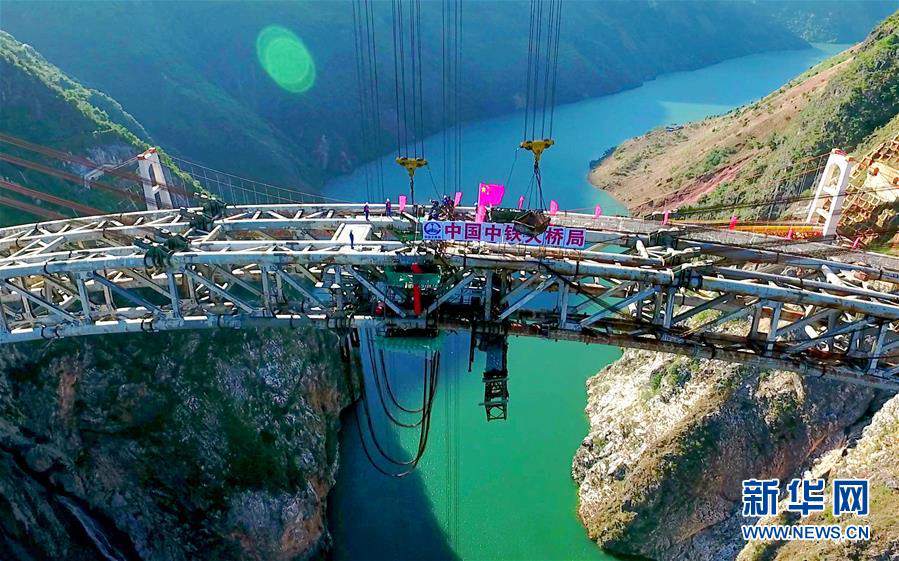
[323,43,845,561]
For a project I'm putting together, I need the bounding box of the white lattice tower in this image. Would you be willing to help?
[136,148,174,210]
[806,149,854,238]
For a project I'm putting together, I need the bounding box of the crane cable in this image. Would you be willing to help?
[520,0,563,210]
[352,0,388,203]
[392,0,427,204]
[352,0,374,203]
[365,0,387,201]
[436,2,462,543]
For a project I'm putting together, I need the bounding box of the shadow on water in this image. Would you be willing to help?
[328,334,460,561]
[328,402,460,561]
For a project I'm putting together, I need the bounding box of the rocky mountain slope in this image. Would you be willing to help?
[4,1,882,189]
[1,31,351,561]
[738,393,899,560]
[0,329,350,561]
[572,349,889,561]
[0,31,202,223]
[758,1,899,43]
[589,11,899,219]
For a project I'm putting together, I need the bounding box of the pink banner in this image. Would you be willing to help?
[478,183,505,207]
[549,200,559,216]
[398,195,407,213]
[454,191,463,206]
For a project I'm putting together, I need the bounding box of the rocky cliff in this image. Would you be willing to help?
[737,392,899,561]
[572,349,885,561]
[0,328,351,561]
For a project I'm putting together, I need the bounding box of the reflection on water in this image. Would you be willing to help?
[328,43,844,561]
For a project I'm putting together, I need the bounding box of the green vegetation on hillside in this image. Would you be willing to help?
[591,11,899,222]
[1,1,823,189]
[0,31,196,225]
[690,13,899,219]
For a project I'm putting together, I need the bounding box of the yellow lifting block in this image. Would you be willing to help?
[395,156,428,178]
[520,138,554,164]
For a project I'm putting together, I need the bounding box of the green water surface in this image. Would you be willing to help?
[327,43,845,561]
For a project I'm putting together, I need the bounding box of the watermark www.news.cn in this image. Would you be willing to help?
[741,478,871,542]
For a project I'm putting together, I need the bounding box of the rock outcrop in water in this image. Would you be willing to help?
[0,328,350,561]
[572,349,885,561]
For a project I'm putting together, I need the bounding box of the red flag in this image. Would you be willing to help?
[518,196,525,210]
[475,204,487,223]
[398,195,407,213]
[729,214,738,230]
[549,200,559,216]
[594,205,603,218]
[478,183,505,207]
[454,191,463,206]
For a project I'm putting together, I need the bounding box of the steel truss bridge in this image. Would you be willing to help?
[3,203,899,392]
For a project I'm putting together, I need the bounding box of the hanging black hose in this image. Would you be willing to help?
[356,351,436,464]
[366,334,426,427]
[379,348,426,414]
[351,334,442,477]
[353,352,440,477]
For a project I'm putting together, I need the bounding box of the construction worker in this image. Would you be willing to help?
[363,202,370,221]
[442,194,453,219]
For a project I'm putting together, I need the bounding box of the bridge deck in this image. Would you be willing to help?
[0,204,898,389]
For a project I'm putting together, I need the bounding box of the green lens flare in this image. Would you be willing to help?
[256,25,316,93]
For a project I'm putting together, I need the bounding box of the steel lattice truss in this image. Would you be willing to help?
[3,204,899,389]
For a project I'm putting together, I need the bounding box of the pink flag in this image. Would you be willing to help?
[662,210,670,225]
[398,195,407,213]
[478,183,505,207]
[454,191,463,206]
[475,204,487,223]
[728,214,738,231]
[786,226,794,240]
[518,196,525,210]
[594,204,603,219]
[549,200,559,216]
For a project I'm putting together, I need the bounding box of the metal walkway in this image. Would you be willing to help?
[3,203,899,389]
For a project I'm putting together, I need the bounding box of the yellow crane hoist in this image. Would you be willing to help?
[519,138,554,166]
[396,156,427,204]
[520,138,554,212]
